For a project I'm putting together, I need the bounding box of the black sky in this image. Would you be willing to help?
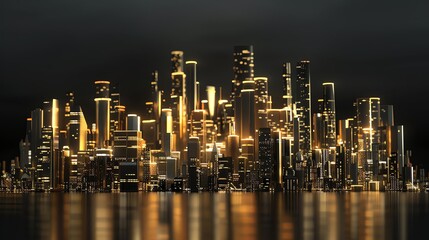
[1,0,428,168]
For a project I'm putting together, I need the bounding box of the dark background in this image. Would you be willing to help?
[1,0,428,169]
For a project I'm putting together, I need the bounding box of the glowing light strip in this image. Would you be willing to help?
[94,98,111,101]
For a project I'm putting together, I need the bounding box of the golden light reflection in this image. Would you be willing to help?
[0,192,421,240]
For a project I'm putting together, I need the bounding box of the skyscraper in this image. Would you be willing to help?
[94,80,111,149]
[170,52,187,165]
[68,105,87,156]
[35,99,59,189]
[295,60,312,156]
[282,62,293,108]
[188,137,200,192]
[322,82,336,149]
[231,45,254,137]
[31,108,43,168]
[185,61,199,111]
[161,109,173,156]
[354,97,380,182]
[239,80,256,140]
[258,128,272,191]
[255,77,269,131]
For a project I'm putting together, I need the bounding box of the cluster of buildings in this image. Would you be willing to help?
[1,45,427,192]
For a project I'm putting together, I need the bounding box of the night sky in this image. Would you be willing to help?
[1,1,428,169]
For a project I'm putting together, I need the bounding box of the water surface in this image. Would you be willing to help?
[0,192,428,240]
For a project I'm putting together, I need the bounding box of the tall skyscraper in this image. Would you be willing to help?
[35,99,59,189]
[216,98,229,141]
[170,53,188,165]
[354,97,380,182]
[151,70,160,119]
[185,61,199,111]
[94,80,111,149]
[322,82,336,148]
[282,62,293,108]
[142,71,160,149]
[231,45,254,105]
[258,128,272,191]
[295,60,312,156]
[64,92,75,131]
[31,108,43,168]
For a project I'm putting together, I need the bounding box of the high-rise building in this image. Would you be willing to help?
[272,131,291,191]
[231,45,254,108]
[67,105,87,156]
[267,108,293,137]
[379,105,394,176]
[94,80,111,149]
[354,97,380,182]
[255,77,269,131]
[295,60,312,156]
[187,137,200,192]
[170,55,187,165]
[338,118,354,179]
[321,83,336,149]
[216,99,229,141]
[19,118,32,168]
[258,128,272,191]
[161,109,173,156]
[185,61,199,111]
[31,108,43,169]
[239,80,256,140]
[143,101,157,149]
[226,134,240,174]
[282,63,293,108]
[95,148,113,191]
[110,86,126,138]
[35,99,59,190]
[241,137,255,174]
[151,70,160,120]
[64,92,75,131]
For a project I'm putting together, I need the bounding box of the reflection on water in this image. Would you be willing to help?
[0,192,428,240]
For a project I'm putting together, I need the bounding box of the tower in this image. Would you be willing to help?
[255,77,269,131]
[231,45,254,137]
[322,82,336,148]
[239,80,256,140]
[354,97,380,182]
[94,80,111,149]
[185,61,199,111]
[282,62,293,108]
[295,60,312,156]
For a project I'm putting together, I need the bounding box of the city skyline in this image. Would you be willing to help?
[0,44,425,193]
[1,1,428,174]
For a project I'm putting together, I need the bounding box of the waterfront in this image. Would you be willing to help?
[0,192,428,240]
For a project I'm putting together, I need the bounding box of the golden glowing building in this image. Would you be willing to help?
[94,80,111,149]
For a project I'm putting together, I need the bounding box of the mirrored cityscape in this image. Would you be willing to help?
[1,192,428,240]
